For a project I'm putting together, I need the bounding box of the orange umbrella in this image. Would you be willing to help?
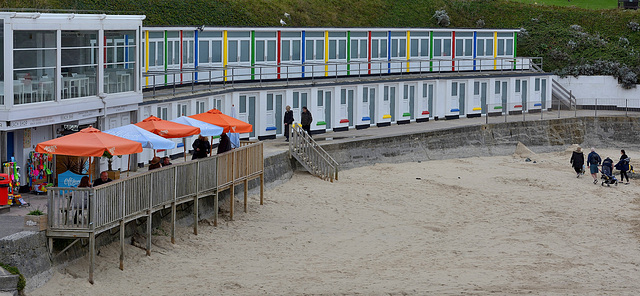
[189,109,253,133]
[134,116,201,138]
[35,126,143,157]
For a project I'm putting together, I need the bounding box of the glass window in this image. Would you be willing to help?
[167,41,174,65]
[104,30,136,94]
[363,88,368,103]
[61,31,98,100]
[173,41,180,64]
[434,40,441,57]
[267,40,276,61]
[359,40,367,59]
[420,39,428,56]
[317,90,323,106]
[341,89,346,104]
[506,39,513,55]
[267,94,273,110]
[282,40,290,61]
[498,39,505,55]
[338,40,346,59]
[372,40,379,58]
[0,20,3,105]
[256,40,265,62]
[474,82,480,95]
[443,39,451,56]
[380,40,387,57]
[228,40,238,62]
[455,39,463,56]
[452,82,458,96]
[495,81,500,94]
[212,41,222,63]
[199,41,209,64]
[465,39,472,56]
[515,80,521,92]
[240,40,250,62]
[315,40,323,60]
[329,40,337,59]
[399,39,406,57]
[535,78,540,91]
[391,39,398,57]
[486,39,493,56]
[239,96,247,113]
[411,39,419,57]
[306,40,313,61]
[351,40,358,59]
[13,31,58,104]
[384,86,389,101]
[293,92,299,108]
[477,40,484,57]
[292,40,300,61]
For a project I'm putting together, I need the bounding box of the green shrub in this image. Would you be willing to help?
[0,263,26,291]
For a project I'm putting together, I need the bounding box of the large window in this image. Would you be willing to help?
[61,31,98,99]
[0,20,4,105]
[13,30,57,104]
[104,30,136,94]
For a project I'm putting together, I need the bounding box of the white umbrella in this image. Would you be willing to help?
[171,116,223,137]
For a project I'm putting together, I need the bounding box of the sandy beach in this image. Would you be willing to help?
[31,146,640,295]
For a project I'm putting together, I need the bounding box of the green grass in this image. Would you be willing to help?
[510,0,618,10]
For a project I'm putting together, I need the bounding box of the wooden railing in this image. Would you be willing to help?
[289,125,339,182]
[46,141,264,284]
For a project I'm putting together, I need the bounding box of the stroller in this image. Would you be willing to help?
[600,157,618,186]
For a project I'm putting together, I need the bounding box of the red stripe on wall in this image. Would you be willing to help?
[451,31,455,71]
[368,31,372,75]
[277,31,281,80]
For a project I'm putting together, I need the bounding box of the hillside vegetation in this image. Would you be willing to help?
[2,0,639,86]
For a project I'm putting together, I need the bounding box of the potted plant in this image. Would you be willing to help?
[24,208,47,231]
[102,151,121,180]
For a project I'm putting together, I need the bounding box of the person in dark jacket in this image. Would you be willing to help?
[615,149,630,184]
[570,146,584,178]
[192,135,211,160]
[283,105,294,142]
[301,106,313,137]
[587,147,602,184]
[217,133,232,154]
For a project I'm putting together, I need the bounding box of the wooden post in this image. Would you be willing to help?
[146,210,152,256]
[230,151,235,221]
[171,167,177,244]
[119,220,124,270]
[194,162,199,235]
[213,192,218,227]
[89,231,95,284]
[260,173,264,205]
[243,179,248,213]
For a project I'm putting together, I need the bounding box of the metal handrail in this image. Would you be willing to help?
[289,125,338,182]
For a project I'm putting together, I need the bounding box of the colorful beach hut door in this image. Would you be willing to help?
[239,94,256,137]
[362,86,375,125]
[270,93,283,134]
[318,89,332,130]
[421,83,434,118]
[402,84,415,120]
[515,79,527,111]
[339,88,355,127]
[383,85,396,122]
[473,81,488,115]
[450,82,466,116]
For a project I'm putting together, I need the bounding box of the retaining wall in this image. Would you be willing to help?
[3,116,640,291]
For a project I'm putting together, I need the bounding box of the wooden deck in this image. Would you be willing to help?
[46,141,264,283]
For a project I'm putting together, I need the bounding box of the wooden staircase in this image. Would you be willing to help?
[289,125,339,182]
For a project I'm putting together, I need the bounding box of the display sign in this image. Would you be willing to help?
[57,170,87,188]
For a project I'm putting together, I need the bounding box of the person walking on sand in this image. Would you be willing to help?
[570,146,584,178]
[301,106,312,137]
[587,147,602,184]
[283,105,294,142]
[616,149,630,184]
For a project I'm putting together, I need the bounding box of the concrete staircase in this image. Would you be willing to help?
[289,125,339,182]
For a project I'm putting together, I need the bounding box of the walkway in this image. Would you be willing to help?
[0,108,634,240]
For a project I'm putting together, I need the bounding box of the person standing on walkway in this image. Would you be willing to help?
[301,106,313,137]
[283,105,294,142]
[587,147,602,184]
[192,135,211,160]
[570,146,584,178]
[616,149,630,184]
